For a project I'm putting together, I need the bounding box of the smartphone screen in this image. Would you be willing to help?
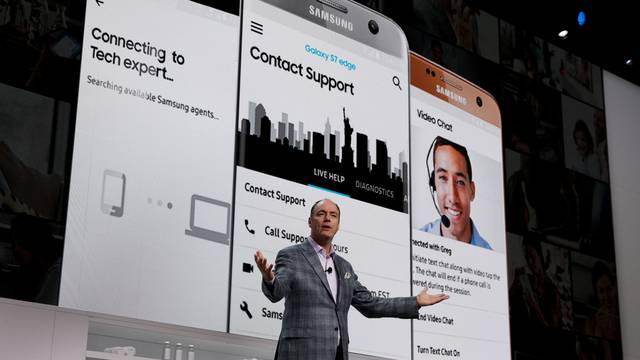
[230,0,411,358]
[61,0,238,331]
[409,53,510,359]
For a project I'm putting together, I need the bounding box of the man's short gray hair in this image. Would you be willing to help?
[309,199,341,217]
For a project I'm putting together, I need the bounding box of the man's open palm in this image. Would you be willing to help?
[417,288,449,306]
[255,250,275,282]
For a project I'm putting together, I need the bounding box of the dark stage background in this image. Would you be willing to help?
[0,0,622,358]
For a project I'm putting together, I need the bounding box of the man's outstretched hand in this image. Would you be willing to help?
[416,288,449,306]
[254,250,275,282]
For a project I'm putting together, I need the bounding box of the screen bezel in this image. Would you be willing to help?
[410,51,511,359]
[229,0,414,348]
[244,0,409,58]
[410,52,501,128]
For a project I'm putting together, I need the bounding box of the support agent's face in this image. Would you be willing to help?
[595,275,616,307]
[524,245,544,278]
[308,200,340,244]
[434,145,475,242]
[574,130,589,157]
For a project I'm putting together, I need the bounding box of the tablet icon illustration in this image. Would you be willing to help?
[184,194,231,244]
[101,169,126,217]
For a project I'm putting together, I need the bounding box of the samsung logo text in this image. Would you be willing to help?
[436,85,467,106]
[309,5,354,31]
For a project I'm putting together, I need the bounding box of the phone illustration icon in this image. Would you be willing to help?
[101,169,126,217]
[244,219,255,234]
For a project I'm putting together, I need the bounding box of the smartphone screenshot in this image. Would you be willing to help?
[410,53,510,359]
[229,0,411,358]
[60,0,238,331]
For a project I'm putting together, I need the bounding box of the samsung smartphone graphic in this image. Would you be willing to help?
[230,0,411,358]
[60,0,238,331]
[410,53,510,359]
[101,169,126,217]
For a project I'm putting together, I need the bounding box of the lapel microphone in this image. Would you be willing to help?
[325,267,333,274]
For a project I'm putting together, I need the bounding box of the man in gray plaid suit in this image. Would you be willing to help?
[255,199,449,360]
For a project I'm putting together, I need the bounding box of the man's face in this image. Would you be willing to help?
[525,245,543,277]
[574,130,589,157]
[595,275,615,306]
[434,145,475,240]
[308,200,340,243]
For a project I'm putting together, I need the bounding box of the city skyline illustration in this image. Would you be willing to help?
[241,101,408,180]
[237,101,409,212]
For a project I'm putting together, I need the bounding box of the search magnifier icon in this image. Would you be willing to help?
[392,76,402,90]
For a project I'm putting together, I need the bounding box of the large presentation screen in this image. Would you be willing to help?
[229,0,412,358]
[60,0,238,331]
[410,57,510,359]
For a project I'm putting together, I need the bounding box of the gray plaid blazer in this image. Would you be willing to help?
[262,239,419,360]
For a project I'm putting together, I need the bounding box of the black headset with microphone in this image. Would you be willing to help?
[426,136,451,228]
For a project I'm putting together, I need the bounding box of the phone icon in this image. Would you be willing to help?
[244,219,255,234]
[101,169,126,217]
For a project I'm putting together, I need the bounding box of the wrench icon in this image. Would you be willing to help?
[240,301,253,319]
